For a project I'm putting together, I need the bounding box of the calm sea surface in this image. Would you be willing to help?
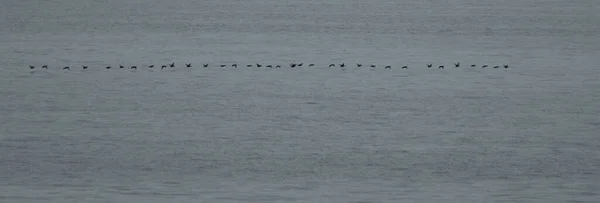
[1,0,599,202]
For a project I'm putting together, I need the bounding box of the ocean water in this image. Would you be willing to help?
[1,0,599,202]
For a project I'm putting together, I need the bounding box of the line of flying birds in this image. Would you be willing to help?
[28,62,510,70]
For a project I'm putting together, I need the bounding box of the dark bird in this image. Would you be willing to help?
[493,65,499,69]
[42,65,48,69]
[276,65,281,68]
[29,65,34,69]
[357,64,362,67]
[298,63,303,67]
[161,65,167,69]
[340,63,345,67]
[232,64,237,68]
[119,65,124,69]
[106,66,111,69]
[401,66,408,69]
[504,64,509,68]
[427,64,432,68]
[308,64,314,67]
[329,64,335,68]
[220,64,226,67]
[438,65,444,69]
[82,65,88,69]
[482,65,488,68]
[148,65,154,68]
[203,64,208,68]
[470,64,476,67]
[131,66,137,69]
[370,65,376,68]
[246,64,252,67]
[290,63,296,68]
[186,63,192,68]
[63,66,70,70]
[384,66,392,69]
[266,65,272,68]
[256,64,262,67]
[454,62,460,67]
[169,63,175,68]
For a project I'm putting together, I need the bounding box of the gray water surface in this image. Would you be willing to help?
[1,0,599,202]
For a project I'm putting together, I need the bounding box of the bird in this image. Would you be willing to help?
[357,64,362,67]
[106,66,111,69]
[203,64,208,68]
[186,63,192,68]
[169,63,175,68]
[370,65,376,68]
[401,66,408,69]
[232,64,237,68]
[454,62,460,67]
[131,66,137,69]
[298,63,303,67]
[42,65,48,69]
[438,65,444,69]
[308,64,314,67]
[493,65,499,69]
[384,66,392,69]
[275,65,281,68]
[329,64,335,68]
[266,65,273,68]
[161,65,167,69]
[256,64,262,68]
[29,65,34,69]
[290,63,296,68]
[470,64,476,67]
[119,65,124,69]
[82,65,88,69]
[340,63,345,67]
[148,64,154,68]
[220,64,226,67]
[503,64,509,68]
[427,64,432,68]
[482,65,488,68]
[246,64,252,67]
[63,66,70,70]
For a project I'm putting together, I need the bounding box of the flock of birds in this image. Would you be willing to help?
[27,62,510,70]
